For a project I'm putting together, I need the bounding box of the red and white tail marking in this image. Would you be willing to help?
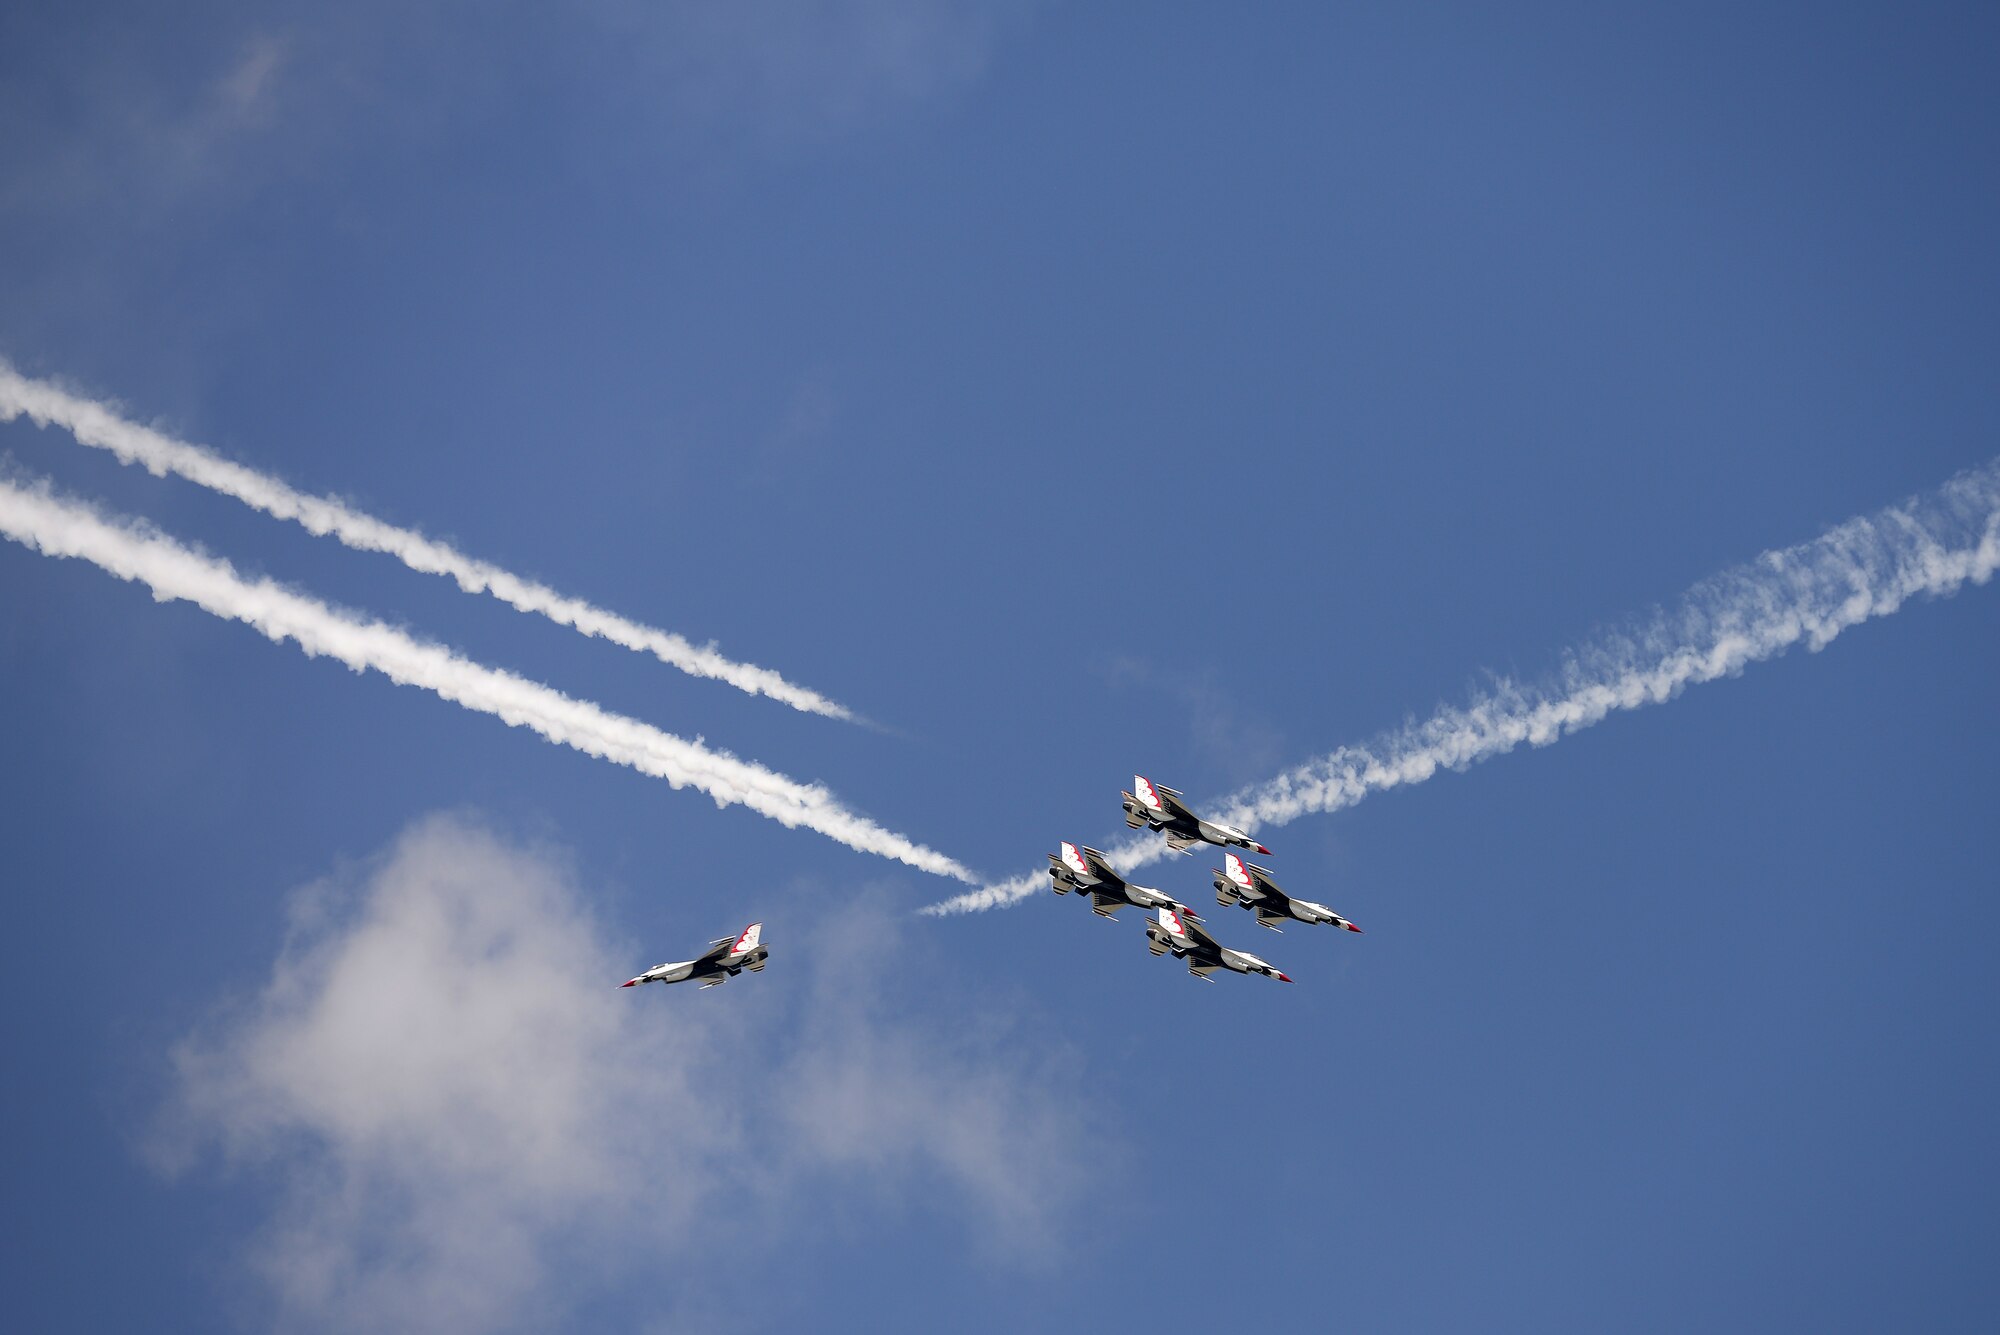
[729,922,763,957]
[1060,842,1091,877]
[1224,853,1254,889]
[1159,906,1188,938]
[1133,775,1165,812]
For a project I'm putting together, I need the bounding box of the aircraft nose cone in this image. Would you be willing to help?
[1344,923,1364,934]
[1274,972,1293,983]
[620,978,639,987]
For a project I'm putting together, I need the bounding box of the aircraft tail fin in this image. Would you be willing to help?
[1132,775,1168,815]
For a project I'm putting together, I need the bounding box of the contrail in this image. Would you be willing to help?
[928,458,2000,914]
[0,362,854,720]
[0,475,974,882]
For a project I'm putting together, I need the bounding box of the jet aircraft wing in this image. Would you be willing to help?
[1076,845,1122,883]
[1175,912,1223,953]
[1148,779,1199,823]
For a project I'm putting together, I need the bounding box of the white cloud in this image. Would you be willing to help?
[161,815,1089,1332]
[1,0,1037,224]
[217,35,288,120]
[616,0,1041,143]
[0,26,294,220]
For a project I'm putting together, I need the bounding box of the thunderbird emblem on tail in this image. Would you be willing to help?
[621,922,768,990]
[1122,775,1270,856]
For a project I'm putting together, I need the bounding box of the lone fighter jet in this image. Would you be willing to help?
[621,922,767,990]
[1122,775,1270,856]
[1049,842,1198,920]
[1214,852,1363,934]
[1144,906,1291,983]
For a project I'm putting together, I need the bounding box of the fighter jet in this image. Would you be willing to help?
[1144,906,1291,983]
[1121,775,1270,856]
[1048,841,1198,920]
[621,922,767,990]
[1213,852,1363,934]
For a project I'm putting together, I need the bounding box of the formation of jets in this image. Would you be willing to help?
[1060,775,1364,984]
[622,774,1360,995]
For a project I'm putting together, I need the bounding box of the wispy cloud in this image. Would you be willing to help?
[0,474,971,879]
[159,815,1089,1332]
[0,363,855,719]
[1,1,1036,226]
[1097,655,1286,786]
[928,458,2000,913]
[0,28,293,220]
[622,0,1040,144]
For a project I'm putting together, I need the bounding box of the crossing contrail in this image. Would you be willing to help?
[0,361,855,720]
[0,475,974,882]
[927,458,2000,914]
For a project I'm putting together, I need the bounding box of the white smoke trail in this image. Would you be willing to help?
[0,476,974,882]
[928,458,2000,914]
[0,362,854,720]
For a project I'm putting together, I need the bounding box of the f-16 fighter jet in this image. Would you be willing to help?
[1144,906,1291,983]
[1049,842,1199,920]
[1122,775,1270,856]
[1214,852,1363,934]
[621,922,767,990]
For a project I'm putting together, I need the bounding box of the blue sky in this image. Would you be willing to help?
[3,3,1998,1331]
